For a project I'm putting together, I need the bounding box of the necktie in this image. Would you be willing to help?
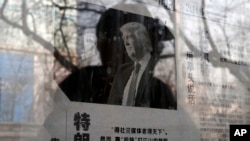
[126,63,141,106]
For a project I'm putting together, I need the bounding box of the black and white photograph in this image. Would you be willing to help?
[58,2,177,110]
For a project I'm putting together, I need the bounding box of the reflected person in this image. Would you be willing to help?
[108,22,176,109]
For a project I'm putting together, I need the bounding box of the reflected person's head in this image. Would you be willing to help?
[120,22,152,62]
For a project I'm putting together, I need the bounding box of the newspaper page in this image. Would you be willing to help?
[1,0,250,141]
[42,0,250,141]
[43,0,182,141]
[176,0,250,141]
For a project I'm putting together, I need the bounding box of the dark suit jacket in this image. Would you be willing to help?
[108,58,177,109]
[59,66,111,103]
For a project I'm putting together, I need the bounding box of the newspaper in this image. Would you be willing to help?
[35,0,250,141]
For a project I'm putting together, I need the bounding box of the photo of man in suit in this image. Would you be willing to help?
[108,22,177,109]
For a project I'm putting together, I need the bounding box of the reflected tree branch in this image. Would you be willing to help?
[0,0,77,72]
[51,0,104,14]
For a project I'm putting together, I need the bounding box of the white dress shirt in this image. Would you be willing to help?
[122,53,151,106]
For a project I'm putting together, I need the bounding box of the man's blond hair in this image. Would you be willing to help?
[120,22,152,53]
